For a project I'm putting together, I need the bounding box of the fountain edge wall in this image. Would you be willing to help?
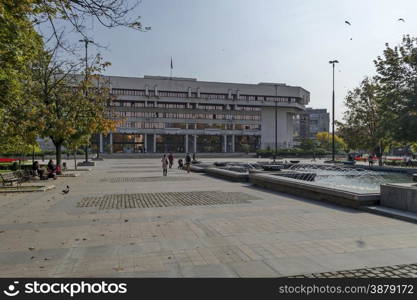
[249,173,380,208]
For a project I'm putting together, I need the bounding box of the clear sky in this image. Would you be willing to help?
[46,0,417,121]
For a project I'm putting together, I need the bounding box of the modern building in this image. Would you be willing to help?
[295,108,330,139]
[94,75,310,153]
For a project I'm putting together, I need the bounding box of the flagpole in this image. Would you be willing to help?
[170,57,173,79]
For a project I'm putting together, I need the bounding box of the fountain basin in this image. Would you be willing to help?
[205,167,249,182]
[274,172,316,182]
[381,183,417,212]
[250,173,379,208]
[262,165,284,171]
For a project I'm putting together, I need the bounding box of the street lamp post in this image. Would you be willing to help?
[329,60,339,162]
[79,38,94,163]
[273,85,278,162]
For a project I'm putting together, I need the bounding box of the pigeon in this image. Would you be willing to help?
[345,20,351,25]
[62,185,70,194]
[398,18,405,22]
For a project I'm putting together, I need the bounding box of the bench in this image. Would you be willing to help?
[0,172,23,186]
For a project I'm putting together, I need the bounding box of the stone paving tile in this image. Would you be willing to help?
[291,263,417,278]
[180,264,237,278]
[229,261,280,278]
[101,177,196,183]
[77,191,255,209]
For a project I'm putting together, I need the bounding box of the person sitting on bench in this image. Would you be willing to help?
[31,161,45,178]
[47,159,57,179]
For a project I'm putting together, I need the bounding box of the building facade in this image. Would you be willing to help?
[296,108,330,139]
[96,75,310,153]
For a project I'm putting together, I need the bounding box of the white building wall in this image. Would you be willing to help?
[260,108,294,149]
[100,75,310,152]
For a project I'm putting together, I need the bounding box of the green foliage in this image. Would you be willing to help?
[374,35,417,144]
[0,1,44,152]
[299,138,316,151]
[256,148,328,158]
[31,48,117,164]
[339,36,417,156]
[337,76,387,158]
[0,0,138,164]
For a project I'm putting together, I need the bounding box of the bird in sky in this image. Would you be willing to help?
[62,185,70,194]
[345,20,351,25]
[398,18,405,22]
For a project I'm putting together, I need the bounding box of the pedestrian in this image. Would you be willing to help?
[168,153,174,169]
[368,155,374,167]
[178,158,183,169]
[185,153,192,173]
[161,154,168,176]
[192,152,196,162]
[406,156,412,167]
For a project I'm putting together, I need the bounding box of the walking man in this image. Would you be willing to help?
[185,153,192,173]
[161,154,168,176]
[168,153,174,169]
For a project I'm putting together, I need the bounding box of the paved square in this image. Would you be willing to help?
[1,157,417,277]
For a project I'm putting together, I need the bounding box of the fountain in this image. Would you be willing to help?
[249,163,413,208]
[283,164,411,193]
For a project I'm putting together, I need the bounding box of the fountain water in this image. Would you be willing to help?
[281,164,410,193]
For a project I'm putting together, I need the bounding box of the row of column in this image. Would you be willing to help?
[99,133,236,153]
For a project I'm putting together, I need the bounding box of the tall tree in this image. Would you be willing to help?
[0,1,44,153]
[338,77,387,164]
[31,47,116,165]
[374,35,417,145]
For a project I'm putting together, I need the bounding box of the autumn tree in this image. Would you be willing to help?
[31,46,116,165]
[315,132,347,152]
[1,0,145,152]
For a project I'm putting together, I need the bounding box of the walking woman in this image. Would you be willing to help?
[161,154,168,176]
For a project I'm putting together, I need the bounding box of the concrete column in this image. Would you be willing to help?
[144,134,147,152]
[153,134,157,153]
[232,135,235,152]
[109,133,113,153]
[99,133,103,153]
[223,135,227,153]
[193,135,197,153]
[185,135,189,153]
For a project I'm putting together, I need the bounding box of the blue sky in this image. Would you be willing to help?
[42,0,417,121]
